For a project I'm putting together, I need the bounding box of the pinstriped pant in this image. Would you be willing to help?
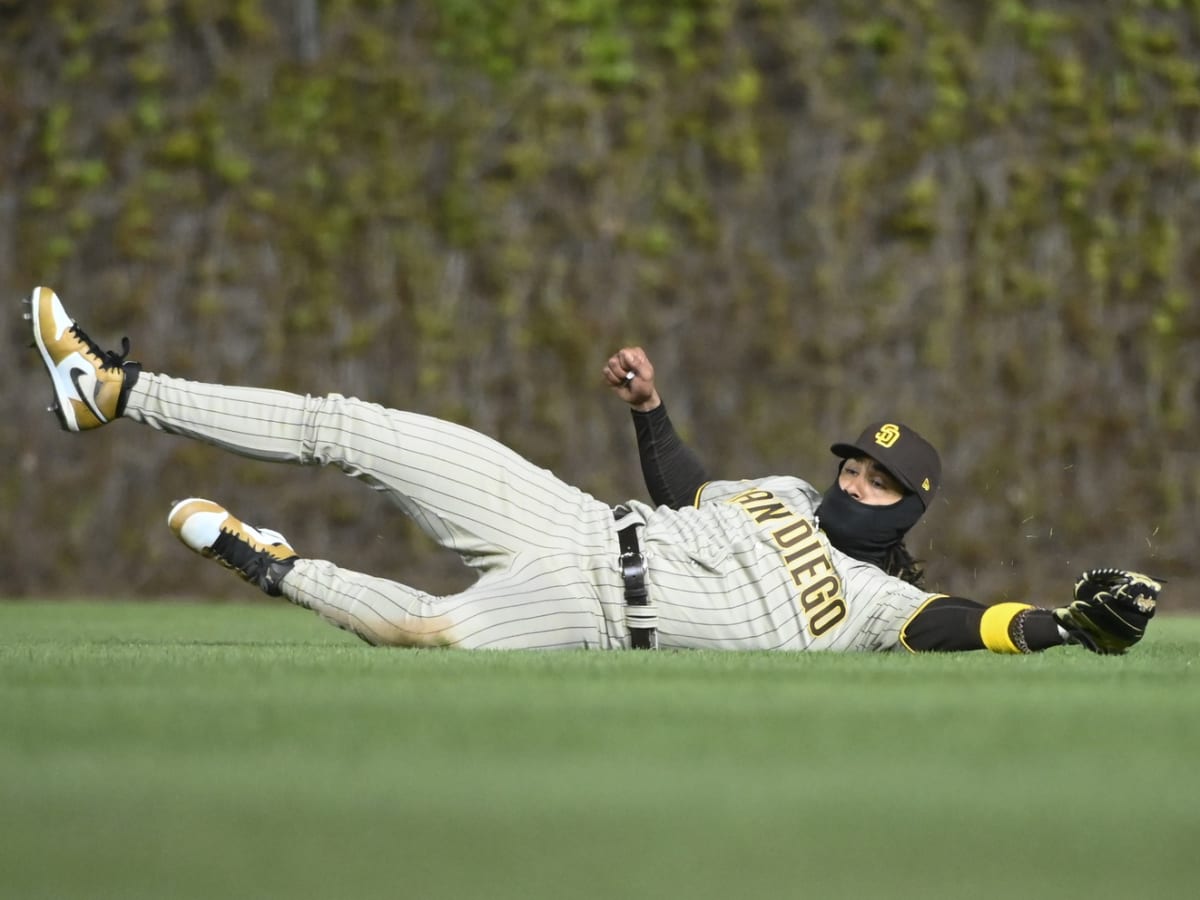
[126,373,628,649]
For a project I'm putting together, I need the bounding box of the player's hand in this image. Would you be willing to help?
[604,346,661,411]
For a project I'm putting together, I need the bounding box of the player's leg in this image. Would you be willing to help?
[290,556,611,649]
[26,286,609,562]
[169,498,612,649]
[29,287,627,648]
[127,372,610,561]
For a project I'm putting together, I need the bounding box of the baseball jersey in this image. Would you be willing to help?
[628,476,940,652]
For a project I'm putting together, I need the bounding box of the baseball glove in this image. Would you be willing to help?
[1053,568,1161,655]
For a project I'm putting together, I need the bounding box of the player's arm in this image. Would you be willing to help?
[901,569,1160,655]
[900,596,1064,653]
[632,404,710,508]
[604,346,710,509]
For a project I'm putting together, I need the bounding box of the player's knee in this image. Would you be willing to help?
[364,613,457,648]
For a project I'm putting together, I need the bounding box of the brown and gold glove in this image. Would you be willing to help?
[1054,568,1161,655]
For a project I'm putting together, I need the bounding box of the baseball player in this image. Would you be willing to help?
[26,286,1160,655]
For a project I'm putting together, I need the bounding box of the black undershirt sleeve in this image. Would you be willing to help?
[903,596,988,651]
[632,404,710,509]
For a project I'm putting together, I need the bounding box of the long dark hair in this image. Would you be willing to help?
[883,541,925,587]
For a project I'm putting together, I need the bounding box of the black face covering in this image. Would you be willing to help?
[816,480,925,567]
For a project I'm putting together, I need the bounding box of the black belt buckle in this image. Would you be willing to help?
[620,550,647,602]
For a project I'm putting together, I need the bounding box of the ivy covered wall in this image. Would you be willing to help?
[4,0,1198,605]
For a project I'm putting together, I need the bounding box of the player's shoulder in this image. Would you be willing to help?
[696,475,821,508]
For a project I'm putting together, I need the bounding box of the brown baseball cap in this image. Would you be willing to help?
[830,422,941,509]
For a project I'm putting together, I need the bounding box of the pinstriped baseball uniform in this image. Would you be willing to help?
[126,373,942,651]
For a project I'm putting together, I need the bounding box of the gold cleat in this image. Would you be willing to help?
[168,498,299,596]
[26,286,139,432]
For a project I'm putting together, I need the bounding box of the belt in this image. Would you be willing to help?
[613,504,657,650]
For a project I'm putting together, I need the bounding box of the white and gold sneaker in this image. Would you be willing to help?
[168,498,298,597]
[25,286,140,432]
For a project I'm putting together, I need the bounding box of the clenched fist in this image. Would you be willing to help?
[603,346,661,412]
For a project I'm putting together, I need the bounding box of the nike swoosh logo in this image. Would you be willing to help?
[66,362,108,423]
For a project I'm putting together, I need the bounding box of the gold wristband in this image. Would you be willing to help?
[980,602,1035,654]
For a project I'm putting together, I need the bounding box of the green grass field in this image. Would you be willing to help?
[2,602,1198,900]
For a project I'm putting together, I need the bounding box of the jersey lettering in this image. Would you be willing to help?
[737,491,793,524]
[728,487,847,637]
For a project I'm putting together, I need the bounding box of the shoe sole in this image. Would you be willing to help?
[167,497,229,554]
[28,286,85,432]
